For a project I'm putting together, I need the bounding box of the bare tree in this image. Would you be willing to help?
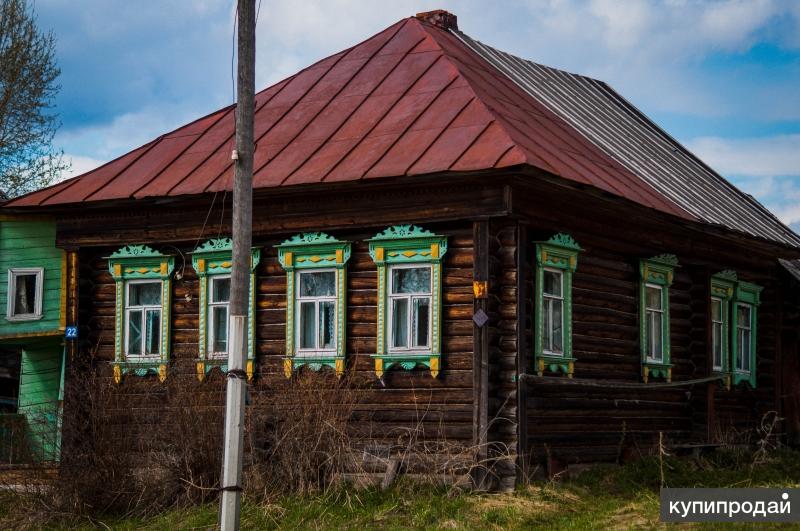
[0,0,67,198]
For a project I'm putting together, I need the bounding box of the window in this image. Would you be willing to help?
[710,270,736,379]
[735,303,752,373]
[639,254,678,383]
[125,281,161,357]
[644,284,664,362]
[108,245,174,383]
[277,232,351,377]
[730,280,761,387]
[534,233,580,377]
[368,225,447,379]
[208,276,230,357]
[191,238,260,381]
[711,297,724,371]
[7,268,44,320]
[542,269,564,356]
[388,265,432,352]
[296,270,337,355]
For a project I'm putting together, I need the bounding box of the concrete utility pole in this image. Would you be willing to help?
[220,0,255,529]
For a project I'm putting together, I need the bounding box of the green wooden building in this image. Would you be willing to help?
[0,215,66,462]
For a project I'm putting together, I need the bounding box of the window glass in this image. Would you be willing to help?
[392,298,409,348]
[646,285,662,310]
[145,309,160,355]
[391,267,431,294]
[299,301,316,349]
[212,277,231,303]
[300,271,335,297]
[711,298,723,370]
[13,274,38,315]
[737,304,752,372]
[412,298,430,348]
[127,309,143,355]
[129,282,161,306]
[543,270,561,297]
[551,299,563,353]
[211,306,228,353]
[319,301,335,349]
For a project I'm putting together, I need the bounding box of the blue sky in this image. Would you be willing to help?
[37,0,800,230]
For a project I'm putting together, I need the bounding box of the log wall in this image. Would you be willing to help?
[70,220,476,461]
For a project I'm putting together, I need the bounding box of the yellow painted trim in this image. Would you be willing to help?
[472,280,488,299]
[642,365,649,383]
[375,358,384,379]
[113,365,122,385]
[430,357,439,378]
[160,262,168,275]
[430,243,439,259]
[158,364,167,382]
[197,258,206,273]
[283,358,292,379]
[59,251,68,328]
[375,247,384,261]
[284,252,293,267]
[335,249,343,263]
[247,360,254,381]
[0,329,63,340]
[196,362,205,382]
[113,263,122,277]
[335,358,344,378]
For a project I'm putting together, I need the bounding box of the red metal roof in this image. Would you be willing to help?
[6,15,692,222]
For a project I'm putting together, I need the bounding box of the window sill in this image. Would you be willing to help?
[642,361,672,383]
[535,354,576,377]
[5,314,44,322]
[112,359,167,384]
[284,355,344,378]
[371,353,440,379]
[732,371,755,388]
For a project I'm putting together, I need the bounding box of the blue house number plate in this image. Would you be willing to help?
[65,326,78,339]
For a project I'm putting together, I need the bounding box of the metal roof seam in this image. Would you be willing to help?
[277,26,429,186]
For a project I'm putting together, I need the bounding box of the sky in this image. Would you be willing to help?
[35,0,800,231]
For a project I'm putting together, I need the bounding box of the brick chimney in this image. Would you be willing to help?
[415,10,458,31]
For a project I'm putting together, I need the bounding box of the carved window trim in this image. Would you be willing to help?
[639,254,678,383]
[6,267,44,321]
[191,238,260,382]
[533,233,581,377]
[368,225,447,379]
[731,280,761,388]
[108,245,174,383]
[710,270,737,385]
[276,233,351,378]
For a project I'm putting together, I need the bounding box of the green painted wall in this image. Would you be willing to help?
[0,218,64,338]
[17,338,63,461]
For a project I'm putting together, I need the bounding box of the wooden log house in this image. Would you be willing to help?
[4,10,800,487]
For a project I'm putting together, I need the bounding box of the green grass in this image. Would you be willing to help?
[4,449,800,530]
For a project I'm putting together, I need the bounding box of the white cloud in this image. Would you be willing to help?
[60,155,105,181]
[686,134,800,177]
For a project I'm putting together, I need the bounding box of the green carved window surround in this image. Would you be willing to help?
[108,245,174,384]
[639,254,678,383]
[368,225,448,379]
[710,270,737,387]
[191,238,261,382]
[276,232,351,378]
[534,233,581,377]
[731,280,761,388]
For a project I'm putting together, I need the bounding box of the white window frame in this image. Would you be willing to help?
[124,279,162,359]
[387,263,433,355]
[542,267,565,357]
[207,275,230,359]
[735,302,752,374]
[6,267,44,321]
[294,268,337,357]
[645,283,664,363]
[710,296,724,372]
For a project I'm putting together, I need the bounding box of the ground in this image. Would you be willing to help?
[2,449,800,529]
